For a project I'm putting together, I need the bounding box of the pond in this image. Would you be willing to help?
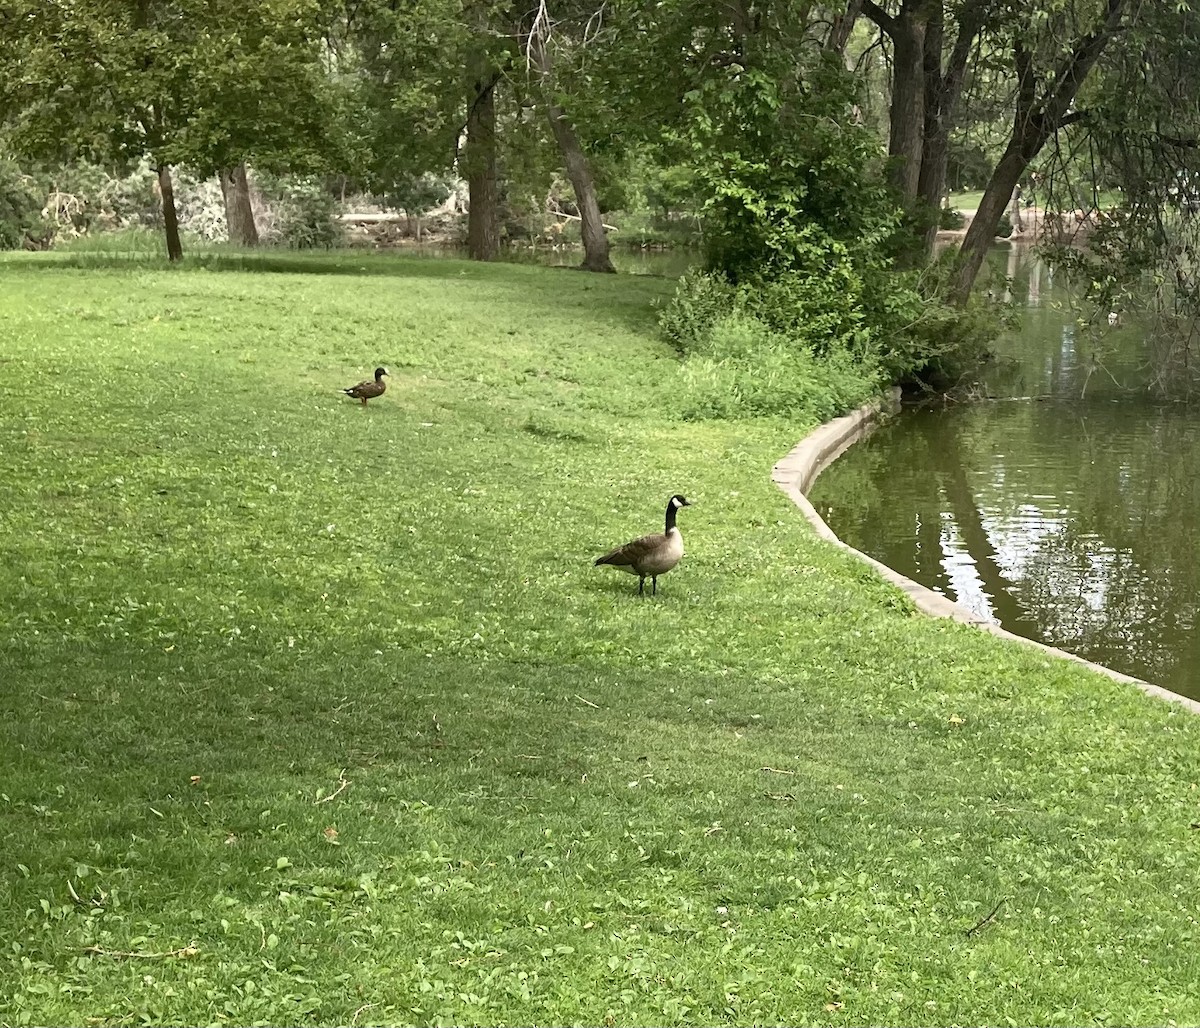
[809,245,1200,700]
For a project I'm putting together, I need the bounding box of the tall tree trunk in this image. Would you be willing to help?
[528,30,615,273]
[544,104,615,272]
[863,0,940,200]
[157,164,183,262]
[916,4,948,251]
[886,22,926,198]
[219,164,259,247]
[465,64,500,262]
[916,0,993,253]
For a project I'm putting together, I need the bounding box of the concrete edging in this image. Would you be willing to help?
[773,390,1200,715]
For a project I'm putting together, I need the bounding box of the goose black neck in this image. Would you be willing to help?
[664,500,679,533]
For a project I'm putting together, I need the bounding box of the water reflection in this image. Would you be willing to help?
[811,246,1200,699]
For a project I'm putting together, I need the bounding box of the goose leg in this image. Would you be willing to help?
[652,576,658,596]
[638,576,645,596]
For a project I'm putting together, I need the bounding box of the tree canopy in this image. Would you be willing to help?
[0,0,1198,375]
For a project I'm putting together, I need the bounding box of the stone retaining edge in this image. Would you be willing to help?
[773,389,1200,716]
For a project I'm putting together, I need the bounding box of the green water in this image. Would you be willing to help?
[810,246,1200,699]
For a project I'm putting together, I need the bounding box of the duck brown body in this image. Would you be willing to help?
[344,367,388,405]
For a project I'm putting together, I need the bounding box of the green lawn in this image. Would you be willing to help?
[2,252,1199,1027]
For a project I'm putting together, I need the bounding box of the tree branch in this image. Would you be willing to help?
[1055,108,1091,130]
[860,0,897,38]
[1012,37,1037,135]
[939,0,994,115]
[1041,0,1128,129]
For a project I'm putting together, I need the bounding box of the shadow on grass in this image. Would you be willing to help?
[2,246,691,281]
[2,248,523,280]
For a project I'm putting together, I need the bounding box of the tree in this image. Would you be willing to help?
[0,0,336,260]
[333,0,507,261]
[947,0,1130,300]
[1039,2,1200,389]
[520,1,615,272]
[219,165,259,247]
[841,0,1154,298]
[465,56,502,260]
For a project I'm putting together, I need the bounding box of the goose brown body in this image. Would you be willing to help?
[594,495,691,595]
[343,366,388,405]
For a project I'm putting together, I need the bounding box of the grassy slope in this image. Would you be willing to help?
[1,253,1198,1027]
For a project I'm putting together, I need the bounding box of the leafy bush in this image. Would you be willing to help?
[0,158,49,249]
[377,172,454,218]
[173,172,229,242]
[657,268,737,347]
[939,207,965,230]
[668,311,879,422]
[41,161,160,235]
[666,57,998,405]
[262,176,342,249]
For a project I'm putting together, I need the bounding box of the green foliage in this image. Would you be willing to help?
[662,56,992,397]
[672,312,879,421]
[48,162,162,230]
[264,177,343,250]
[680,61,899,283]
[51,226,177,254]
[644,163,698,217]
[656,267,737,347]
[0,158,48,249]
[338,0,485,193]
[0,0,339,261]
[660,269,882,420]
[899,253,1012,391]
[377,171,454,216]
[938,206,965,230]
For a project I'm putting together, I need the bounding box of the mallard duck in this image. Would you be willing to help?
[343,367,388,405]
[594,494,691,596]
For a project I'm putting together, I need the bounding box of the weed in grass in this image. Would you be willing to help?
[1,252,1199,1026]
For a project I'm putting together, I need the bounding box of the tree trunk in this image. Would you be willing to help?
[465,64,500,262]
[528,31,615,273]
[219,164,259,247]
[915,5,947,250]
[951,0,1127,301]
[546,104,615,272]
[826,0,863,58]
[157,164,183,262]
[887,23,926,198]
[951,146,1032,300]
[916,0,993,252]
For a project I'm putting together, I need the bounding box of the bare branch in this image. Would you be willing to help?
[524,0,551,71]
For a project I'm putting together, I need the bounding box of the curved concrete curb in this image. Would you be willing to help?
[774,390,1200,715]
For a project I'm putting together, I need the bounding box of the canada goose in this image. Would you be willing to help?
[594,494,691,596]
[343,366,388,405]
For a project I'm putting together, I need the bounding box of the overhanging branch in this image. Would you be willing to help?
[860,0,897,38]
